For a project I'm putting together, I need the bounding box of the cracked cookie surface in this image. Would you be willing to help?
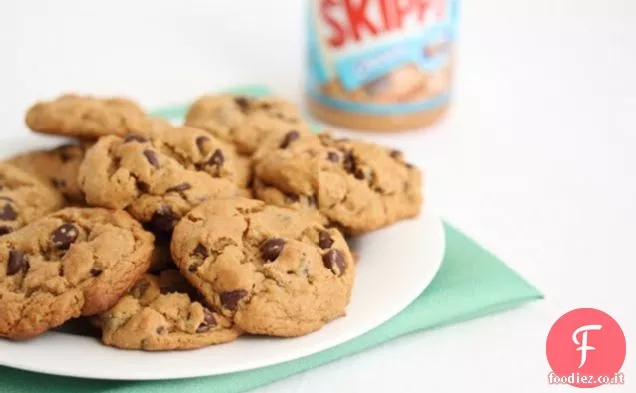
[185,94,311,155]
[99,270,240,350]
[7,144,86,203]
[25,94,153,138]
[252,132,423,235]
[0,163,65,236]
[78,127,240,231]
[171,198,355,337]
[0,208,154,339]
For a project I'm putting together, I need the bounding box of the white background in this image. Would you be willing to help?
[1,0,635,392]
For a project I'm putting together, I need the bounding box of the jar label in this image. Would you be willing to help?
[307,0,458,115]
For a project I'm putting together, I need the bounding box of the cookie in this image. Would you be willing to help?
[0,163,65,236]
[171,198,356,337]
[98,270,240,350]
[0,208,154,339]
[157,125,252,189]
[7,144,86,203]
[78,127,239,231]
[185,94,311,155]
[252,132,423,235]
[25,94,152,138]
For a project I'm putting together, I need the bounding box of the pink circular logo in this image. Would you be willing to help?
[546,308,626,388]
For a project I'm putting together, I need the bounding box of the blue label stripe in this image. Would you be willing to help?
[308,90,450,116]
[335,21,455,91]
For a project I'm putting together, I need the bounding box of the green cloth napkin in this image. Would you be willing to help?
[0,86,542,393]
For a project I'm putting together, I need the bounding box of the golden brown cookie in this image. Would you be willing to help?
[78,127,240,231]
[171,198,356,337]
[0,208,154,339]
[185,94,311,155]
[252,132,423,235]
[0,163,64,236]
[98,270,240,351]
[7,144,86,203]
[25,94,152,138]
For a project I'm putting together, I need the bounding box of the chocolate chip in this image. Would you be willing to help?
[156,326,166,334]
[0,203,17,221]
[322,249,346,276]
[354,168,365,180]
[342,152,355,174]
[51,223,79,249]
[280,131,300,149]
[195,135,209,153]
[152,205,177,232]
[191,244,208,258]
[318,230,334,249]
[136,180,150,193]
[285,193,300,203]
[7,250,28,276]
[220,290,248,311]
[166,183,191,193]
[124,134,148,143]
[90,267,103,277]
[208,149,224,167]
[196,308,217,333]
[390,149,402,159]
[327,151,339,163]
[234,96,250,111]
[143,150,160,169]
[260,238,285,262]
[52,178,66,189]
[188,263,201,273]
[0,226,11,236]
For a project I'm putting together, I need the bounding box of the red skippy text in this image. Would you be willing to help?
[320,0,446,48]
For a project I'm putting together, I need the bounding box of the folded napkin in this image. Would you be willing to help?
[0,86,542,393]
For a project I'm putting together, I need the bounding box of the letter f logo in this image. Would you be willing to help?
[572,324,602,368]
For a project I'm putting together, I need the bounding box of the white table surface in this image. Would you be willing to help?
[1,1,634,392]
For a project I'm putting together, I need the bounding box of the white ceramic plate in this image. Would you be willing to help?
[0,135,445,380]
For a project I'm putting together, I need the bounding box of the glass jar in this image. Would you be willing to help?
[306,0,459,131]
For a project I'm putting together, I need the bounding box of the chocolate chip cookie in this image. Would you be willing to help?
[0,163,65,236]
[252,132,423,235]
[185,94,311,155]
[25,94,152,138]
[78,127,240,231]
[171,198,355,337]
[7,144,86,203]
[98,270,240,350]
[0,208,154,339]
[157,125,252,189]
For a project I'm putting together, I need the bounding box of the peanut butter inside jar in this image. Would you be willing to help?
[305,0,457,132]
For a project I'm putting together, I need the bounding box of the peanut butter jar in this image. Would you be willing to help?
[306,0,459,131]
